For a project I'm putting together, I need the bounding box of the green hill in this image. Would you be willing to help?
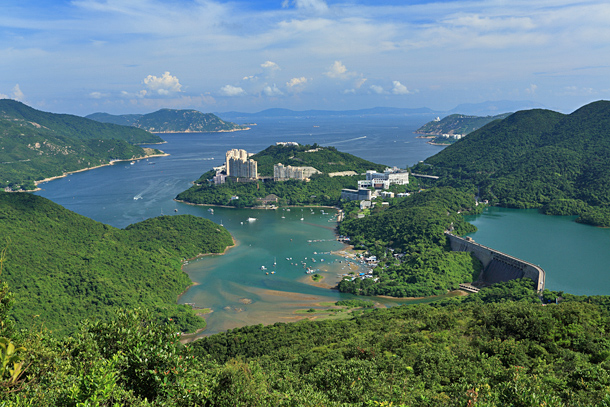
[87,108,248,133]
[415,100,610,225]
[251,143,386,176]
[416,113,512,136]
[0,191,233,335]
[176,144,387,207]
[0,99,164,190]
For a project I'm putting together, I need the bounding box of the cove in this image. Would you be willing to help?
[464,207,610,296]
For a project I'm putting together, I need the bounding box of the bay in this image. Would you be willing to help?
[34,114,449,334]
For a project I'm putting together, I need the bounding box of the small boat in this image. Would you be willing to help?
[174,209,178,212]
[281,215,285,219]
[208,208,214,213]
[130,161,135,165]
[261,266,267,270]
[273,257,277,266]
[300,217,304,221]
[271,271,275,274]
[247,217,257,222]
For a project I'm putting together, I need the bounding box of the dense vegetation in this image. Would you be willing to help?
[0,192,233,334]
[87,109,248,133]
[251,144,386,176]
[5,277,610,405]
[337,187,483,297]
[415,113,511,136]
[0,99,163,190]
[414,100,610,226]
[177,144,388,207]
[177,173,361,207]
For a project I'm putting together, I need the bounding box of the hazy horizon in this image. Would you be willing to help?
[2,0,609,116]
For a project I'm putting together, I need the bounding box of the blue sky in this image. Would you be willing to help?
[1,0,609,115]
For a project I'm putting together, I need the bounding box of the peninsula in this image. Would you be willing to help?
[87,108,249,133]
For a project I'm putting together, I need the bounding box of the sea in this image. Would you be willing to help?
[33,114,610,334]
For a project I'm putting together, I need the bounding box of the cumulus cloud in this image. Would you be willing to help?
[143,71,183,95]
[263,84,284,96]
[391,81,410,95]
[286,77,308,92]
[2,84,25,101]
[11,84,25,101]
[261,61,280,71]
[89,91,107,99]
[220,85,246,96]
[370,85,385,94]
[325,61,349,79]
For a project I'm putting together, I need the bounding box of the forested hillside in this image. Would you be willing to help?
[338,187,483,297]
[251,144,386,176]
[0,99,164,190]
[87,108,248,133]
[415,112,511,136]
[0,192,233,334]
[4,277,610,405]
[177,144,388,207]
[414,100,610,226]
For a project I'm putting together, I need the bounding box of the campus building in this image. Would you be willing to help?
[273,163,320,181]
[357,167,409,189]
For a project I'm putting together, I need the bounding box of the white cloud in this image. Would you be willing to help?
[261,61,280,71]
[391,81,410,95]
[143,71,182,95]
[354,77,367,89]
[11,84,25,101]
[263,84,284,96]
[220,85,246,96]
[120,90,147,98]
[325,61,349,79]
[370,85,385,94]
[286,77,308,92]
[89,91,105,99]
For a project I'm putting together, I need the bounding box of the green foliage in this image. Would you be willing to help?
[88,109,247,133]
[337,187,482,297]
[418,101,610,226]
[251,144,386,176]
[335,299,375,308]
[0,192,233,335]
[0,99,163,189]
[178,173,360,207]
[415,113,512,136]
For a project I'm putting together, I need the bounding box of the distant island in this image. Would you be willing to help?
[0,99,164,191]
[87,108,249,133]
[415,113,512,145]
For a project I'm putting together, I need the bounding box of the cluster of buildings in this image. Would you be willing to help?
[440,133,464,140]
[273,163,320,181]
[214,144,323,185]
[341,167,410,204]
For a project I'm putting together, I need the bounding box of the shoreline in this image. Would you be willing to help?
[177,235,238,301]
[31,152,169,191]
[151,127,250,134]
[175,199,341,211]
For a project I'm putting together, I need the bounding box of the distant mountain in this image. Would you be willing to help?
[218,106,436,120]
[415,113,512,136]
[448,100,544,116]
[86,112,142,126]
[416,100,610,226]
[0,99,164,190]
[87,109,248,133]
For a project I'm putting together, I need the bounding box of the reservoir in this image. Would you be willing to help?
[465,207,610,296]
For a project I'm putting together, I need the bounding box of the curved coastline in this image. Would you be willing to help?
[31,152,170,191]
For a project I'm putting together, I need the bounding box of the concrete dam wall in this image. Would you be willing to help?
[446,232,545,292]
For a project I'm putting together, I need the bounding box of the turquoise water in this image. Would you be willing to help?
[34,115,449,334]
[32,114,610,333]
[465,207,610,296]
